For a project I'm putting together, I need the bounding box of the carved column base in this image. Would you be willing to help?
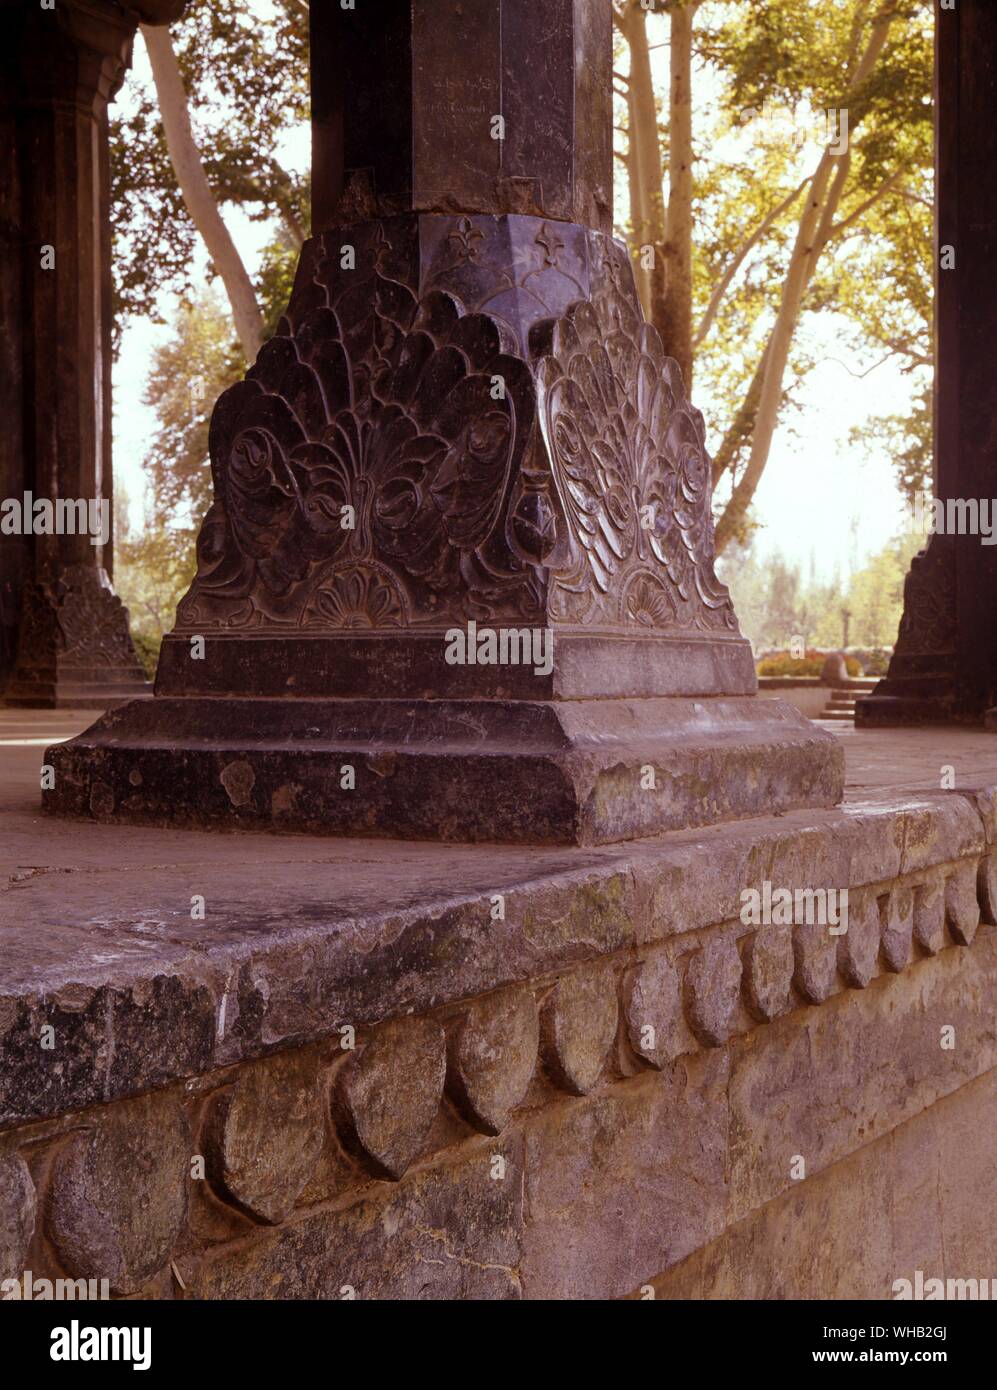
[42,213,841,839]
[41,690,841,845]
[4,566,149,709]
[855,535,989,727]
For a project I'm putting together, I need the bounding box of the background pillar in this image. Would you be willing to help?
[0,0,185,707]
[858,0,997,727]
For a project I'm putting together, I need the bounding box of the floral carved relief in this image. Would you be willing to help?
[173,218,737,638]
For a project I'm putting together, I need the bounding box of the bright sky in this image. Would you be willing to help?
[113,4,922,586]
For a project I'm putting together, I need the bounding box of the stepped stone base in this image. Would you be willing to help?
[41,692,843,844]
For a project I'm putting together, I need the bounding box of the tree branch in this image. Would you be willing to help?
[693,177,809,348]
[713,0,903,552]
[823,164,908,245]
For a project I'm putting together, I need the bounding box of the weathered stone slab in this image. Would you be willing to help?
[4,787,995,1131]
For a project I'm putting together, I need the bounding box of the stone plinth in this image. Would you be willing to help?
[39,0,841,840]
[42,212,841,841]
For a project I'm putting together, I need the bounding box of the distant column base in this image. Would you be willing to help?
[3,566,150,710]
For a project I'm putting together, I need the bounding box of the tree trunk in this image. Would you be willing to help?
[661,0,696,387]
[624,79,652,316]
[141,25,264,363]
[713,0,901,553]
[618,3,668,337]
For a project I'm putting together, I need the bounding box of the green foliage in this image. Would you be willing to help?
[110,0,309,662]
[847,646,892,676]
[756,650,861,677]
[110,0,308,339]
[114,288,244,669]
[720,529,923,655]
[653,0,934,515]
[849,378,932,504]
[846,529,921,647]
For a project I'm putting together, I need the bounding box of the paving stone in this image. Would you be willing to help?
[792,920,838,1003]
[742,925,794,1022]
[685,937,742,1045]
[47,1089,190,1293]
[623,951,687,1065]
[880,883,914,972]
[0,1153,36,1283]
[979,850,997,926]
[913,875,946,954]
[205,1047,327,1224]
[837,891,880,988]
[946,862,981,945]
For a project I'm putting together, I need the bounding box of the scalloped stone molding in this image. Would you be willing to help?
[2,831,993,1298]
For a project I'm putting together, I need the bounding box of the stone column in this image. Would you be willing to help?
[857,0,997,728]
[0,0,184,708]
[44,0,841,842]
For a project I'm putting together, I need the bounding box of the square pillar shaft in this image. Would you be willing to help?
[0,0,177,705]
[311,0,612,234]
[857,0,997,727]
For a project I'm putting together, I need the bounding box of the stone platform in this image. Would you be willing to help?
[1,711,995,1299]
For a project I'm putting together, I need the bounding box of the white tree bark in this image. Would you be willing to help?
[141,24,265,363]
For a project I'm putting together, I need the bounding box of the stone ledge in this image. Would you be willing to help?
[2,777,996,1297]
[2,787,993,1129]
[2,925,993,1298]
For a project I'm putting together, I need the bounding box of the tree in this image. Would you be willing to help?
[718,530,921,657]
[613,0,932,551]
[113,289,244,666]
[110,1,309,663]
[110,0,309,340]
[141,23,265,360]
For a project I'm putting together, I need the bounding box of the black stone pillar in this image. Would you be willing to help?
[310,0,612,234]
[0,0,184,707]
[857,0,997,728]
[44,0,841,843]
